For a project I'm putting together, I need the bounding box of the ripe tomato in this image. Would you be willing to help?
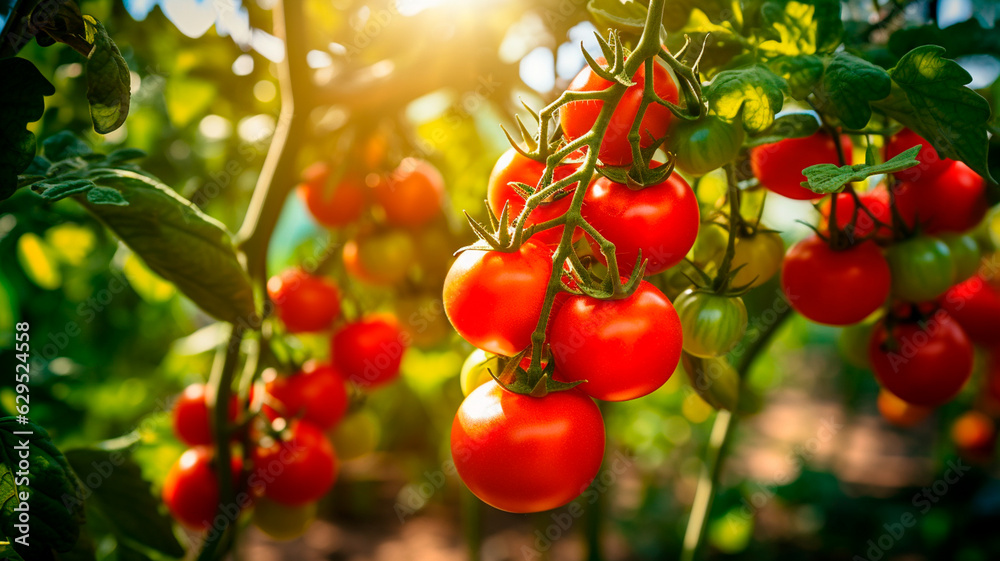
[451,380,605,513]
[443,241,552,356]
[819,187,892,240]
[373,158,444,228]
[885,128,951,183]
[163,446,243,529]
[885,236,955,302]
[267,268,341,333]
[876,389,931,428]
[731,231,785,287]
[251,420,338,506]
[950,411,996,456]
[331,315,407,389]
[296,162,366,228]
[487,148,582,245]
[940,274,1000,346]
[263,361,348,430]
[781,237,890,326]
[750,132,853,200]
[459,349,501,397]
[342,229,416,285]
[666,115,745,176]
[672,289,747,358]
[894,161,987,234]
[868,312,973,407]
[550,280,682,401]
[560,57,678,166]
[940,233,981,283]
[583,171,699,275]
[172,384,238,446]
[252,496,317,541]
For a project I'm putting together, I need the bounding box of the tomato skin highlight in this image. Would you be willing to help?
[267,268,342,333]
[443,241,553,356]
[751,132,852,200]
[450,380,606,513]
[172,384,238,446]
[373,158,444,228]
[868,312,973,407]
[781,237,890,326]
[885,236,955,303]
[885,129,951,183]
[263,361,349,430]
[666,115,745,176]
[894,161,987,234]
[940,274,1000,347]
[163,447,243,529]
[487,148,581,245]
[251,421,338,506]
[331,315,407,389]
[673,289,747,358]
[296,163,367,228]
[583,172,699,275]
[550,280,682,401]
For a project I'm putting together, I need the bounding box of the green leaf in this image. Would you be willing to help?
[0,57,55,201]
[871,45,993,181]
[887,18,1000,59]
[103,148,146,165]
[84,185,128,206]
[704,65,787,132]
[42,132,93,161]
[586,0,647,35]
[32,179,98,202]
[82,16,131,134]
[745,112,820,147]
[77,170,256,322]
[757,0,843,57]
[801,145,921,194]
[64,449,184,558]
[769,54,824,99]
[812,52,892,129]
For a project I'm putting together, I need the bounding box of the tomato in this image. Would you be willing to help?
[868,311,973,407]
[443,241,552,356]
[951,411,995,456]
[750,132,852,200]
[262,361,348,430]
[459,349,501,397]
[885,128,951,183]
[296,162,366,228]
[163,446,242,529]
[666,115,745,176]
[451,380,605,513]
[486,148,582,245]
[940,233,981,283]
[252,496,317,541]
[549,280,682,401]
[583,171,699,275]
[688,221,727,271]
[373,158,444,228]
[781,237,890,326]
[731,231,784,288]
[940,274,1000,346]
[394,294,452,349]
[876,389,931,428]
[329,410,380,460]
[672,289,747,358]
[267,268,341,333]
[837,321,874,369]
[172,384,238,446]
[251,420,338,506]
[681,353,740,411]
[331,315,407,389]
[885,236,955,302]
[894,161,987,234]
[342,229,416,285]
[560,57,678,166]
[819,187,892,240]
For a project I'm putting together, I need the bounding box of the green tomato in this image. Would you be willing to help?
[330,410,380,460]
[940,233,980,284]
[667,115,745,176]
[838,321,874,369]
[252,497,317,540]
[886,236,955,302]
[460,349,500,396]
[689,221,728,271]
[731,231,784,288]
[673,289,748,358]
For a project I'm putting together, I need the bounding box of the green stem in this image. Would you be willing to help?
[714,164,741,289]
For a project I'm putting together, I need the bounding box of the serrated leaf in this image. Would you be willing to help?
[871,45,993,181]
[745,112,820,146]
[0,57,55,201]
[768,54,824,99]
[704,65,787,132]
[42,132,93,161]
[82,17,130,134]
[757,0,843,57]
[32,179,97,201]
[801,145,921,194]
[586,0,647,35]
[812,52,891,129]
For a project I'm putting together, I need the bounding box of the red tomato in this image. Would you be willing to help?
[750,132,853,200]
[486,148,581,245]
[267,269,341,333]
[443,241,553,356]
[451,380,605,513]
[820,186,892,240]
[550,281,681,401]
[331,315,407,389]
[583,171,699,275]
[893,161,987,234]
[868,311,973,407]
[163,446,243,529]
[373,158,444,228]
[940,274,1000,347]
[172,384,239,446]
[885,129,951,183]
[263,361,348,430]
[560,57,678,166]
[296,162,367,228]
[251,421,338,506]
[951,411,995,456]
[781,237,890,326]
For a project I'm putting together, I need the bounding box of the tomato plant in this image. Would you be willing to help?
[331,315,407,388]
[672,289,748,358]
[820,186,892,240]
[267,268,342,333]
[252,421,338,506]
[487,148,581,245]
[666,115,745,176]
[172,384,238,447]
[885,236,955,302]
[373,158,445,228]
[731,231,784,287]
[751,132,853,200]
[296,162,367,228]
[262,361,348,430]
[163,447,243,529]
[894,161,988,234]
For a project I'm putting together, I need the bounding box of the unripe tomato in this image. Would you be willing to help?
[689,221,728,271]
[781,237,890,326]
[868,311,973,407]
[667,115,745,176]
[819,186,893,241]
[331,315,407,389]
[262,361,348,430]
[876,389,931,428]
[342,229,416,285]
[885,237,955,302]
[885,129,951,183]
[252,496,317,541]
[940,274,1000,346]
[459,349,501,397]
[172,384,239,446]
[267,268,341,333]
[560,57,679,166]
[443,241,552,356]
[950,411,995,456]
[296,162,366,228]
[750,132,852,200]
[451,380,605,513]
[838,321,874,369]
[940,233,981,284]
[329,410,380,460]
[731,231,784,288]
[373,158,444,228]
[550,280,682,401]
[251,420,338,506]
[162,447,243,529]
[673,289,747,358]
[893,161,987,234]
